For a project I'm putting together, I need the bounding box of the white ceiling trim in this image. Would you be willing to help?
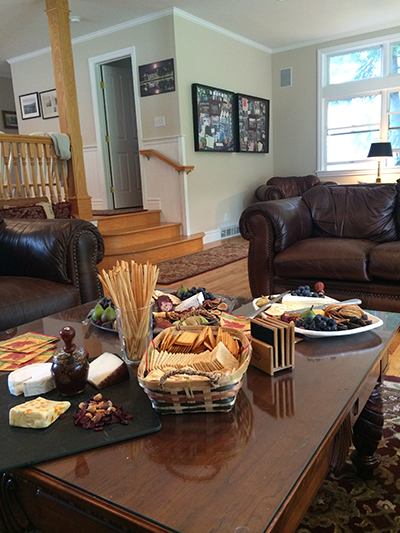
[7,7,271,65]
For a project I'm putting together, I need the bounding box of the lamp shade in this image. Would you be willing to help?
[367,142,393,158]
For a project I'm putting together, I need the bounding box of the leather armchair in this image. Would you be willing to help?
[255,175,336,202]
[0,215,105,331]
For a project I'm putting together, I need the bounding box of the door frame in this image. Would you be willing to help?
[88,47,145,210]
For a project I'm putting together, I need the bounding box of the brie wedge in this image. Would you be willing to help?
[9,397,71,429]
[8,363,56,397]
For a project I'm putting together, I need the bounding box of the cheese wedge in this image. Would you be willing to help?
[9,397,71,429]
[8,363,56,397]
[88,352,129,389]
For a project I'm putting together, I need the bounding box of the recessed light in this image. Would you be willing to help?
[69,15,81,23]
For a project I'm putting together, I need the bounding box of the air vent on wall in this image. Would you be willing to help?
[280,67,292,88]
[220,225,240,239]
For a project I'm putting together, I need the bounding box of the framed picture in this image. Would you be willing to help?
[19,92,40,120]
[39,89,58,119]
[236,93,270,153]
[2,110,18,129]
[192,83,236,152]
[139,59,175,97]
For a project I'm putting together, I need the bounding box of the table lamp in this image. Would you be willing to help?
[367,142,392,183]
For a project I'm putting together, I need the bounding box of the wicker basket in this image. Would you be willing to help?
[137,325,252,414]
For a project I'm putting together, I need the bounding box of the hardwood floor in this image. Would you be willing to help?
[157,236,400,377]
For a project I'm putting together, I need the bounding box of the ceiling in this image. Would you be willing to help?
[1,0,400,77]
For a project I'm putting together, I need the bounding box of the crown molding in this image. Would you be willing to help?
[8,7,271,65]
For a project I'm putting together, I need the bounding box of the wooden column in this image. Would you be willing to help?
[45,0,92,219]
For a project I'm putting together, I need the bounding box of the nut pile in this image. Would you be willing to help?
[73,393,132,431]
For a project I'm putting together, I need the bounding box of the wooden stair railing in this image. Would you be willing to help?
[0,133,68,203]
[139,149,194,174]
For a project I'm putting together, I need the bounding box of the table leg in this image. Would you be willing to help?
[350,382,384,478]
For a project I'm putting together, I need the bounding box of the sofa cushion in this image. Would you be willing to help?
[302,184,398,242]
[0,276,80,331]
[369,242,400,281]
[274,237,378,282]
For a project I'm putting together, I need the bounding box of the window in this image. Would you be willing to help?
[319,36,400,172]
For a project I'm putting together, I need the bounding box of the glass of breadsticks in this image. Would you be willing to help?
[98,260,159,363]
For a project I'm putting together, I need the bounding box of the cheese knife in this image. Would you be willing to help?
[246,290,291,319]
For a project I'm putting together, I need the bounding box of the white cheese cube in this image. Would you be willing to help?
[9,397,71,429]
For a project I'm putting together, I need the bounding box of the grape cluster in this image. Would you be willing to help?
[178,286,215,301]
[295,314,341,331]
[291,285,321,298]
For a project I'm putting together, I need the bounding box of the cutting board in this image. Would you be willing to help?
[0,368,161,472]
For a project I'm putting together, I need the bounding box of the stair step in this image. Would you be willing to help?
[102,223,182,252]
[94,210,161,232]
[98,233,205,271]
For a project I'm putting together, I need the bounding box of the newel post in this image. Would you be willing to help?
[45,0,93,219]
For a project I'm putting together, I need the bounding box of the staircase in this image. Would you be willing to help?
[95,210,204,270]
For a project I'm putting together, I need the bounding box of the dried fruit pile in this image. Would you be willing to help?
[73,393,132,431]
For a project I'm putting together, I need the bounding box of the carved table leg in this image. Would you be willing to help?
[0,472,30,533]
[350,382,384,479]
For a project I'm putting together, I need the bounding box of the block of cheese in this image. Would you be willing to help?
[88,352,129,389]
[8,363,56,397]
[9,397,71,429]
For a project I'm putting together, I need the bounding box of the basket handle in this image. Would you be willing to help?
[159,368,221,388]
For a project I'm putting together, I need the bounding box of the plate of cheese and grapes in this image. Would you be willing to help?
[252,282,383,338]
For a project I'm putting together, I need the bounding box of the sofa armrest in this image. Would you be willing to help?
[0,218,105,304]
[239,197,313,296]
[255,184,286,201]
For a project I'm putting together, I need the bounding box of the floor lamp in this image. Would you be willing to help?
[367,142,392,183]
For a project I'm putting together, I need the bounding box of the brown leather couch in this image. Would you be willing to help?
[0,214,104,331]
[240,183,400,312]
[255,174,337,202]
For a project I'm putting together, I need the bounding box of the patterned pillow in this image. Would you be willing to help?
[52,201,72,219]
[0,205,47,219]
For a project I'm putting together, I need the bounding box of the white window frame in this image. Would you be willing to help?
[317,34,400,180]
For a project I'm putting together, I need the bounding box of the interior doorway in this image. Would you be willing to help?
[91,51,143,210]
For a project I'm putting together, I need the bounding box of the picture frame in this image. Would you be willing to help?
[192,83,236,152]
[139,59,175,97]
[19,92,40,120]
[1,110,18,129]
[236,93,270,153]
[39,89,58,119]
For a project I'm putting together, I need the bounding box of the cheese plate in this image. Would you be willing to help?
[252,296,383,338]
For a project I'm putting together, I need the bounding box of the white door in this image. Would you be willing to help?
[101,62,142,208]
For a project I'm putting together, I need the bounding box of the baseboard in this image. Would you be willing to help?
[203,229,221,244]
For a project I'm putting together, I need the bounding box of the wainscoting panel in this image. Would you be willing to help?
[83,145,108,211]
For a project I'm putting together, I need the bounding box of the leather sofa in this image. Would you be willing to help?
[240,183,400,312]
[255,174,337,202]
[0,213,104,331]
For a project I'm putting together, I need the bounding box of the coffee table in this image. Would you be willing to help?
[0,299,397,533]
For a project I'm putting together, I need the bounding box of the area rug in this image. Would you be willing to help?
[297,376,400,533]
[156,242,249,284]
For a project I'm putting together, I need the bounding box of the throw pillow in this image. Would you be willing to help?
[0,204,47,219]
[52,201,72,219]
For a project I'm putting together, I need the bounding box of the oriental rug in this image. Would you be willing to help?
[156,242,249,285]
[297,376,400,533]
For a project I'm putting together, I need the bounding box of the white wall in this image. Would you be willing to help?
[174,16,273,236]
[0,76,17,133]
[271,25,400,177]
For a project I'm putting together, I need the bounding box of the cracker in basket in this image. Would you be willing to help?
[160,329,175,351]
[173,331,198,347]
[212,342,239,371]
[192,327,209,351]
[204,327,216,350]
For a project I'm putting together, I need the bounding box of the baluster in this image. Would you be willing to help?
[36,143,47,197]
[1,142,12,199]
[61,161,68,201]
[11,142,22,198]
[50,145,63,202]
[27,143,39,197]
[44,144,55,203]
[19,142,32,198]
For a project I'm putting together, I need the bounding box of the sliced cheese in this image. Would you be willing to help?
[9,397,71,429]
[8,363,56,397]
[88,352,129,389]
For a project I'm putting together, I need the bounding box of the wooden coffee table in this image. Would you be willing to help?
[0,300,397,533]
